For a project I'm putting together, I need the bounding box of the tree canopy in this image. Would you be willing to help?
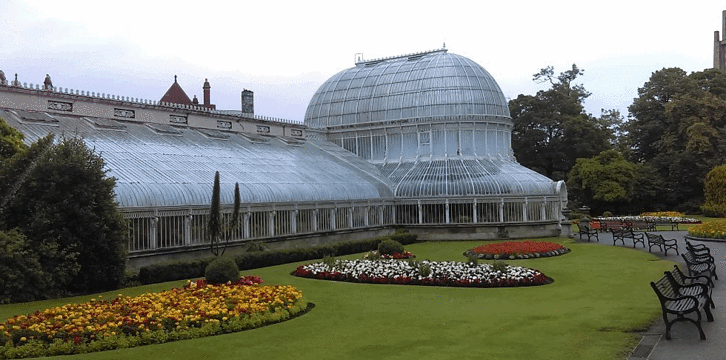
[626,67,726,211]
[0,136,128,298]
[509,64,615,180]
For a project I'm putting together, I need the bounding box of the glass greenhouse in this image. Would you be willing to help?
[0,49,567,266]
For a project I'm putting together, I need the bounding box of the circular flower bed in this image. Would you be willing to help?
[363,250,416,260]
[464,240,569,260]
[293,259,551,287]
[687,219,726,239]
[0,276,309,358]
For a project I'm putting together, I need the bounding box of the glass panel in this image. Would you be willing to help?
[431,130,445,157]
[401,132,417,159]
[387,133,402,159]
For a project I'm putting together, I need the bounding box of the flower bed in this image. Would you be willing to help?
[293,259,551,287]
[0,276,308,358]
[463,241,569,260]
[363,250,416,260]
[688,219,726,239]
[595,215,701,224]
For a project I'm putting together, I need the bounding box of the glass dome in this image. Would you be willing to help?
[304,49,511,129]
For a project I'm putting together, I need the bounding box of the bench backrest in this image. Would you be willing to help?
[645,232,662,243]
[685,240,710,254]
[578,220,592,232]
[682,250,704,265]
[651,276,676,302]
[671,265,688,284]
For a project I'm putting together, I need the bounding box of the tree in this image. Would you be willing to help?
[701,164,726,217]
[626,67,726,211]
[208,171,223,256]
[510,64,614,180]
[0,229,48,303]
[1,136,127,294]
[0,116,27,161]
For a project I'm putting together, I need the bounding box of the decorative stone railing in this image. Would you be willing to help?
[0,82,303,126]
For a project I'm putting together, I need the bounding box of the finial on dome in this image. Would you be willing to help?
[174,75,177,83]
[443,42,446,49]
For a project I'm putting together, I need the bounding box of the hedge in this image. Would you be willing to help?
[137,230,417,285]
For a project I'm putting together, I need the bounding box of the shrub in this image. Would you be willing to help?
[204,256,240,284]
[701,164,726,217]
[243,240,269,252]
[491,261,508,273]
[0,229,48,303]
[138,231,418,285]
[602,211,613,217]
[1,136,127,295]
[378,239,404,255]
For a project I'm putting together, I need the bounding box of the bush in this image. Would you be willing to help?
[1,136,127,296]
[0,229,48,303]
[602,211,613,217]
[702,164,726,217]
[378,239,404,255]
[138,231,418,285]
[204,256,240,284]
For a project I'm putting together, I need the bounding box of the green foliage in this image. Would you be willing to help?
[0,136,127,296]
[509,64,615,180]
[416,261,432,277]
[322,254,337,268]
[0,117,26,162]
[491,261,508,273]
[208,171,223,256]
[0,229,48,303]
[378,239,404,255]
[204,256,240,284]
[243,240,269,252]
[466,254,479,267]
[626,67,726,211]
[602,211,613,217]
[701,164,726,217]
[567,149,657,214]
[0,134,54,216]
[138,231,418,285]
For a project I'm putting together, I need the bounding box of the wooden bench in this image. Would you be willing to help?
[577,220,599,242]
[645,232,679,255]
[669,265,715,308]
[685,240,711,257]
[626,220,652,231]
[611,228,645,248]
[682,250,718,282]
[654,221,680,231]
[651,274,713,340]
[599,220,627,232]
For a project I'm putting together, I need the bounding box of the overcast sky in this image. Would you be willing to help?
[2,1,724,122]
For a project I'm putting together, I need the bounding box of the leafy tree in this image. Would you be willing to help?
[0,229,48,303]
[0,134,54,216]
[510,64,613,180]
[0,116,26,161]
[208,171,223,256]
[626,67,726,211]
[626,67,695,163]
[1,136,127,294]
[701,164,726,217]
[567,150,658,215]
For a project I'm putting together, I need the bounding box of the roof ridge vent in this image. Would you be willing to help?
[355,48,447,65]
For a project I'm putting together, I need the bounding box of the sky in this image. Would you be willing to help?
[2,1,725,122]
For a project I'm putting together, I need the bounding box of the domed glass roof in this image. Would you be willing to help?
[304,49,511,129]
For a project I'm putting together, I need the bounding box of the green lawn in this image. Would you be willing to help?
[1,238,676,360]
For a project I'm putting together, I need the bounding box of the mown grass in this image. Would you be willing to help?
[1,238,676,360]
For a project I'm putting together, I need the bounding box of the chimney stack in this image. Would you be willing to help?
[203,78,211,106]
[241,89,254,114]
